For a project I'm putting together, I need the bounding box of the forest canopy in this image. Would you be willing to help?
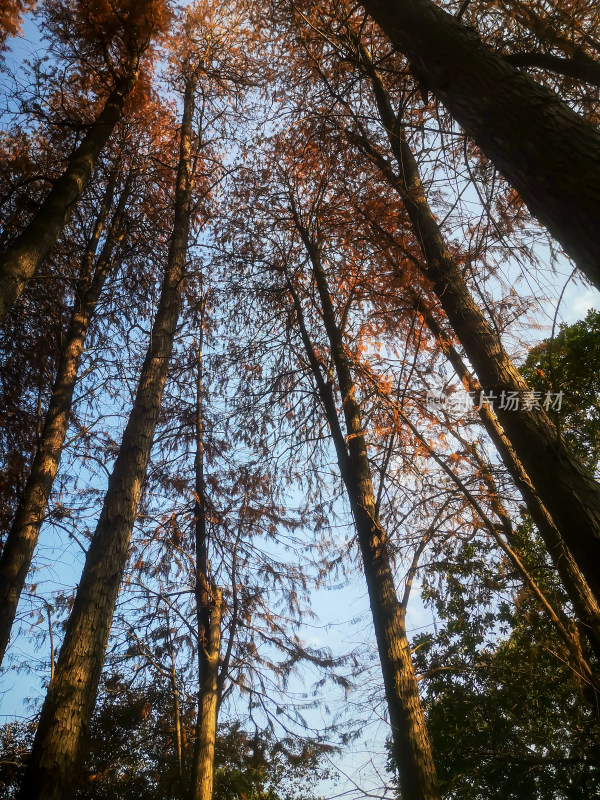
[0,1,600,799]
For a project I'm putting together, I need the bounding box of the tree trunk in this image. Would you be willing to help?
[0,172,129,668]
[414,296,600,664]
[171,655,184,789]
[352,48,600,606]
[191,589,222,800]
[0,66,139,319]
[358,0,600,289]
[289,213,440,799]
[17,77,196,800]
[189,296,223,800]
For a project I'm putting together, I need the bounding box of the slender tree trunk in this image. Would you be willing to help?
[18,77,196,800]
[413,296,600,664]
[357,0,600,289]
[0,65,139,319]
[167,619,185,794]
[350,47,600,606]
[397,404,600,699]
[189,297,223,800]
[191,589,222,800]
[0,172,130,668]
[172,659,184,787]
[288,215,440,799]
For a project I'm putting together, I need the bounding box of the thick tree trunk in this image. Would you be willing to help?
[353,49,600,606]
[289,215,440,799]
[0,175,129,668]
[0,66,139,319]
[415,298,600,663]
[17,78,196,800]
[359,0,600,289]
[399,403,600,698]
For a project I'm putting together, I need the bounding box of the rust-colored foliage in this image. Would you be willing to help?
[44,0,172,70]
[0,0,34,50]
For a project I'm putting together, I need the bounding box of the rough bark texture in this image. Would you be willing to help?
[290,213,440,799]
[355,49,600,606]
[0,66,138,319]
[17,78,195,800]
[359,0,600,289]
[0,175,128,668]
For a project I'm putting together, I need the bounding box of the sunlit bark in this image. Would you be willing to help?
[0,170,130,668]
[288,207,440,800]
[17,77,195,800]
[0,68,139,318]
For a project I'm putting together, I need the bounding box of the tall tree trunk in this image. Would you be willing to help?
[191,589,222,800]
[395,401,600,699]
[358,0,600,290]
[288,212,440,799]
[413,296,600,663]
[189,297,223,800]
[0,65,139,319]
[166,616,185,796]
[17,77,196,800]
[349,45,600,606]
[0,171,130,668]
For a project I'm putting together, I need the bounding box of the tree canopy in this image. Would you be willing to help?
[1,2,600,799]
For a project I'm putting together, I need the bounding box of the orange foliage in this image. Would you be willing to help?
[0,0,35,50]
[44,0,172,74]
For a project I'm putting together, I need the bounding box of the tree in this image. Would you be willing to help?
[461,0,600,95]
[0,0,34,51]
[4,1,600,797]
[355,0,600,289]
[290,219,440,799]
[17,61,197,800]
[0,687,332,800]
[190,289,223,800]
[0,159,135,667]
[412,520,600,799]
[522,309,600,475]
[224,132,443,797]
[274,0,600,668]
[0,0,170,318]
[343,13,600,609]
